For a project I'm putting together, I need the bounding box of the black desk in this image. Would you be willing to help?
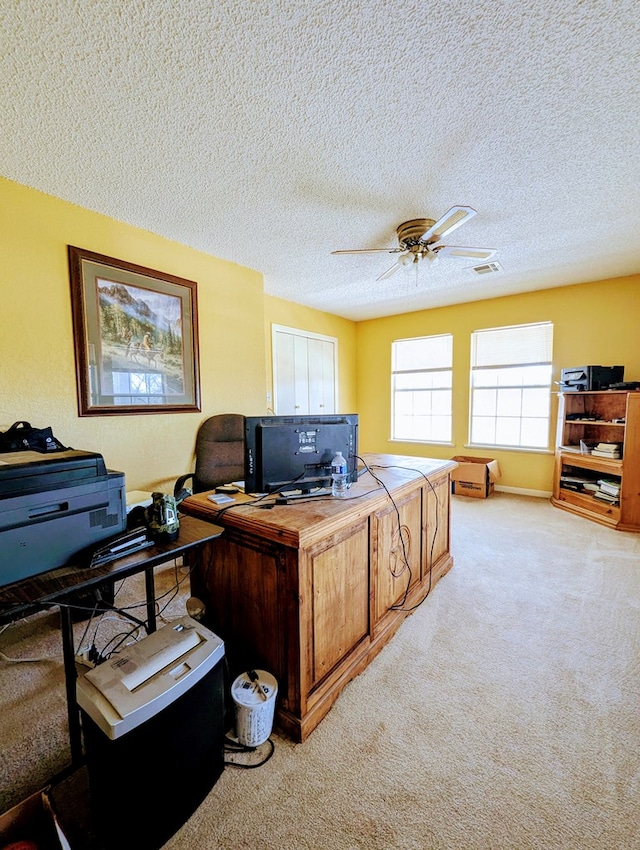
[0,514,223,767]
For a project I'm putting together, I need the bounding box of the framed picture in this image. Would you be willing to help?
[68,246,201,416]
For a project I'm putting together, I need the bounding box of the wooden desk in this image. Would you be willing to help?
[181,453,455,742]
[0,514,223,766]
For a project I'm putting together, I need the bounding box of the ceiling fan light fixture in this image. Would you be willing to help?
[332,206,496,282]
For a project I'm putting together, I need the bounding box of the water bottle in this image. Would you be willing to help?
[331,451,348,498]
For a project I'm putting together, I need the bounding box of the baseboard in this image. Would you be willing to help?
[494,485,552,499]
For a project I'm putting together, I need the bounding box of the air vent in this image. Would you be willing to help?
[89,507,120,528]
[472,262,502,275]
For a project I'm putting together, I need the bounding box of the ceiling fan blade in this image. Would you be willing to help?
[376,260,403,281]
[421,206,477,243]
[331,248,401,255]
[435,245,497,261]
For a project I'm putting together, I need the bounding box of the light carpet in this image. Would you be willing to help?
[1,493,639,849]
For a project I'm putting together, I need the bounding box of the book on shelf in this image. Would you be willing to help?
[593,490,620,505]
[591,441,622,459]
[560,478,584,493]
[597,479,621,496]
[583,482,600,493]
[560,473,622,502]
[592,449,621,459]
[560,475,590,491]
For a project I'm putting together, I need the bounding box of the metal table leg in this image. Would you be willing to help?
[59,604,83,766]
[145,566,157,632]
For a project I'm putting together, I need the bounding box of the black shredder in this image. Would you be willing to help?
[77,616,225,850]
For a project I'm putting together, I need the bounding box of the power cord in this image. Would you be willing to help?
[363,459,441,612]
[56,554,197,665]
[223,735,275,769]
[0,622,58,663]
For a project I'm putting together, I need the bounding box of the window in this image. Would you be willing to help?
[470,322,553,449]
[391,334,453,443]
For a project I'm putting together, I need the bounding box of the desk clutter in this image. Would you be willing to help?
[1,561,191,847]
[0,418,186,588]
[0,418,287,847]
[1,515,278,850]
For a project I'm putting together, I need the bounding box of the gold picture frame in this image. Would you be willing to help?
[68,246,201,416]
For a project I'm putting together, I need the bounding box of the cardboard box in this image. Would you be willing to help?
[0,789,72,850]
[450,456,501,499]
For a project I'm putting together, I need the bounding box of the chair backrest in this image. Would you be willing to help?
[192,413,246,492]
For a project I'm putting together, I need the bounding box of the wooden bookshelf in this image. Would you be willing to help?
[551,391,640,531]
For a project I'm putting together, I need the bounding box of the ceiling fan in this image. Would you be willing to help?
[331,206,497,281]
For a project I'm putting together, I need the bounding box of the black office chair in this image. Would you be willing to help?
[174,413,246,499]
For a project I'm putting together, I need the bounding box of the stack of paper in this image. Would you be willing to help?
[591,442,622,459]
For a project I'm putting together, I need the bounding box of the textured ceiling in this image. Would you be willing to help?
[1,0,638,321]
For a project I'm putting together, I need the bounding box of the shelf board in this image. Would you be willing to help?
[559,448,622,462]
[556,487,621,519]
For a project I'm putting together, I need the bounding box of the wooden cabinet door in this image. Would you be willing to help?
[423,473,451,578]
[191,530,285,693]
[303,520,370,691]
[371,487,422,625]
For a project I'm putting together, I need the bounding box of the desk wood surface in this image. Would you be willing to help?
[182,453,457,549]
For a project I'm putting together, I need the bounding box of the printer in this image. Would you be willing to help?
[0,448,126,586]
[558,365,624,392]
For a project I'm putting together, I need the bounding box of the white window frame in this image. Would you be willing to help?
[469,322,554,450]
[391,334,453,444]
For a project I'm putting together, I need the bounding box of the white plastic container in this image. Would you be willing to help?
[331,451,348,498]
[231,670,278,747]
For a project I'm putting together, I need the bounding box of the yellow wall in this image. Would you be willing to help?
[0,177,266,492]
[263,295,358,413]
[356,276,640,494]
[3,176,637,497]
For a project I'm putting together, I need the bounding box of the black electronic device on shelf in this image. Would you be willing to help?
[558,365,624,392]
[244,413,358,495]
[609,381,640,390]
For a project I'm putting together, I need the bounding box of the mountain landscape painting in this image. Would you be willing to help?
[96,278,186,398]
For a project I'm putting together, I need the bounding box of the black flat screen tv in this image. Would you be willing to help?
[244,414,358,494]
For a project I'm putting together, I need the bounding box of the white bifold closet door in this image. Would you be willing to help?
[272,325,338,415]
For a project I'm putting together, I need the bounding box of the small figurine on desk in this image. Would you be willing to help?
[146,492,180,542]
